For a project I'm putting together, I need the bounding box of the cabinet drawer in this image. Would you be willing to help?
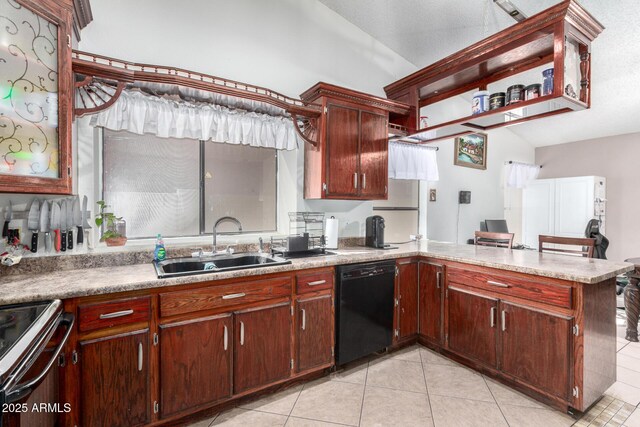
[447,268,572,309]
[78,297,151,332]
[160,276,292,317]
[296,269,334,294]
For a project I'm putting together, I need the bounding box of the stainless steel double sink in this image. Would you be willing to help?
[153,252,291,278]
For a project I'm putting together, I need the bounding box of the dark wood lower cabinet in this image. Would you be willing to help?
[159,314,232,418]
[447,286,498,368]
[79,329,150,427]
[397,261,419,339]
[500,302,572,399]
[419,261,443,343]
[234,302,292,394]
[296,294,333,371]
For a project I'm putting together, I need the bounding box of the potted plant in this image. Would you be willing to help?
[95,201,127,246]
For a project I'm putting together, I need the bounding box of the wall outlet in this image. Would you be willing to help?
[429,189,437,202]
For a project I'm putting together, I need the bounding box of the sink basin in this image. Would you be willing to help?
[154,252,291,278]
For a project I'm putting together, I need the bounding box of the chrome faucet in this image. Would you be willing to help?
[213,216,243,253]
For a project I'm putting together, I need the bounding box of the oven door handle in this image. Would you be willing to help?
[5,313,75,403]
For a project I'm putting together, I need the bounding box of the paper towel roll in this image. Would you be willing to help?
[325,216,339,249]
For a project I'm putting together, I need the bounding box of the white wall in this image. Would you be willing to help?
[425,128,535,244]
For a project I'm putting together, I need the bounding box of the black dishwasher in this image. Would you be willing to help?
[335,260,396,366]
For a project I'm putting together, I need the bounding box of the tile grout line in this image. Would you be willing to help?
[482,375,512,427]
[357,360,370,427]
[285,382,306,426]
[419,347,437,426]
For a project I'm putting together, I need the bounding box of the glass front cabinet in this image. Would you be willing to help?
[0,0,73,193]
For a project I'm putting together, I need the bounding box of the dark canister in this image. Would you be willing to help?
[489,92,506,110]
[506,85,525,105]
[525,84,541,101]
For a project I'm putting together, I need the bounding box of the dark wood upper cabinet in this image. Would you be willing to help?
[301,83,410,200]
[79,329,150,427]
[419,261,443,344]
[447,286,498,368]
[233,302,291,394]
[500,301,572,399]
[159,314,232,418]
[1,0,73,194]
[296,294,333,372]
[397,260,418,340]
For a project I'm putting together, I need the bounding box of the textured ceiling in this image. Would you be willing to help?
[319,0,640,147]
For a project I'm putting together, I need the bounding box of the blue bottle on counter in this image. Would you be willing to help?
[154,234,166,261]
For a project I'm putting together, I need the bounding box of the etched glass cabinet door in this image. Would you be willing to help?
[0,0,72,193]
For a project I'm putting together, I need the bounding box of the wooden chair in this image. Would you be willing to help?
[538,235,596,258]
[474,231,514,249]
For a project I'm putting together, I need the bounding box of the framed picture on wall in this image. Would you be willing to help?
[454,133,487,170]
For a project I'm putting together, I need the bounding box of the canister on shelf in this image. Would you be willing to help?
[525,84,541,101]
[489,92,506,110]
[542,68,554,96]
[506,84,525,105]
[472,90,489,115]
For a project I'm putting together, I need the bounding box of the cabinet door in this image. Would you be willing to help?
[234,303,291,393]
[297,295,333,371]
[447,287,498,368]
[500,302,572,399]
[326,104,360,197]
[419,262,443,344]
[159,314,232,418]
[79,330,150,427]
[360,111,388,198]
[397,261,418,339]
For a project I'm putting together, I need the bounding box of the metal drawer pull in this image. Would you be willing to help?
[240,321,245,346]
[354,172,358,189]
[222,292,246,300]
[307,280,326,286]
[501,310,506,331]
[138,342,143,372]
[223,325,228,351]
[487,280,510,288]
[301,309,306,330]
[490,307,496,328]
[362,173,367,189]
[99,309,134,319]
[436,271,442,289]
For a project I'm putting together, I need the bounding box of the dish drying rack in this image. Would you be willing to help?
[270,212,328,256]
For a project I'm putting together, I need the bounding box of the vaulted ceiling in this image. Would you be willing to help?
[319,0,640,147]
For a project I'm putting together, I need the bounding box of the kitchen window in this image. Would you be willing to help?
[372,179,419,242]
[102,130,277,239]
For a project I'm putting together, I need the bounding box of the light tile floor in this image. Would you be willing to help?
[187,308,640,427]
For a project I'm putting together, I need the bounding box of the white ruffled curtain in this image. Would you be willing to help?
[505,162,541,188]
[89,87,299,150]
[388,142,439,181]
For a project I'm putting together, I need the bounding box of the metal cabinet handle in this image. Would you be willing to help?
[487,280,510,288]
[353,172,358,189]
[240,321,245,346]
[99,309,134,319]
[138,342,143,372]
[490,307,496,328]
[222,293,246,300]
[223,325,228,351]
[307,280,326,286]
[362,173,366,189]
[301,308,306,330]
[436,271,442,289]
[501,310,506,331]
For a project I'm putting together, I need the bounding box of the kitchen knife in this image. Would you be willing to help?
[81,195,93,250]
[67,198,75,250]
[2,201,11,238]
[39,200,51,253]
[60,200,67,252]
[51,202,61,252]
[72,196,82,247]
[27,199,40,253]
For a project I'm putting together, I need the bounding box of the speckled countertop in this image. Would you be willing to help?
[0,240,633,305]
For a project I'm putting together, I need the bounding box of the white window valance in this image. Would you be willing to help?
[505,161,541,188]
[89,86,299,150]
[389,142,439,181]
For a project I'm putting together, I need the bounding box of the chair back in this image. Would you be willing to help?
[538,235,596,258]
[474,231,515,249]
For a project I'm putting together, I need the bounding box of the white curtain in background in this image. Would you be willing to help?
[388,142,439,181]
[89,87,299,150]
[505,162,541,188]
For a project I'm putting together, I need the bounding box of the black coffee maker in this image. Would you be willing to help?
[366,216,386,248]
